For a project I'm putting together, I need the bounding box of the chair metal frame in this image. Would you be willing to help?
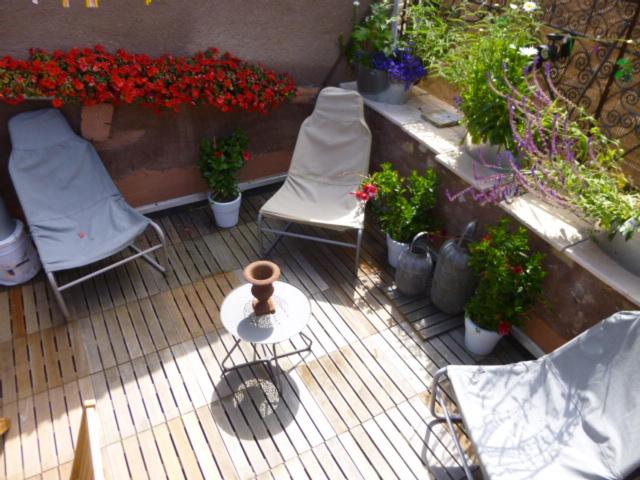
[430,367,475,480]
[45,220,168,318]
[257,213,364,275]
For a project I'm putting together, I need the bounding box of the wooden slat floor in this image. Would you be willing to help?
[0,191,530,480]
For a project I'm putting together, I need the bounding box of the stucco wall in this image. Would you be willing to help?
[0,1,369,211]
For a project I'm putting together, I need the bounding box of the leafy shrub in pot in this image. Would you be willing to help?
[356,162,438,266]
[464,218,546,355]
[198,129,251,228]
[437,1,542,150]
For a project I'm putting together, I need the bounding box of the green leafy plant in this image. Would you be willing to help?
[404,0,465,71]
[198,129,251,203]
[348,0,396,67]
[437,1,542,149]
[362,162,438,243]
[466,218,546,334]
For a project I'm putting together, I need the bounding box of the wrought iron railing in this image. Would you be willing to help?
[402,0,640,181]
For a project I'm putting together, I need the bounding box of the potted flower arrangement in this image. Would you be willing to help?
[448,65,640,275]
[465,218,546,355]
[437,1,541,163]
[372,46,427,104]
[348,0,396,97]
[356,162,438,267]
[198,129,251,228]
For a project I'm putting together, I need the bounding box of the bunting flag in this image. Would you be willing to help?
[57,0,153,6]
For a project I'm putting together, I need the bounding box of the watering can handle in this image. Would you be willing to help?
[457,221,478,247]
[410,232,430,252]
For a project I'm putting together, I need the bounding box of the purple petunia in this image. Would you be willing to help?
[372,47,427,90]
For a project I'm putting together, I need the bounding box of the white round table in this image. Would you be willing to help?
[220,281,312,387]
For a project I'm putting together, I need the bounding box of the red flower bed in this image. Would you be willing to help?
[0,46,296,113]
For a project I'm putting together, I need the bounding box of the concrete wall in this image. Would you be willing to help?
[0,1,368,211]
[366,108,637,352]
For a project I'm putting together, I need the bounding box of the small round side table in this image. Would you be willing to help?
[220,280,312,388]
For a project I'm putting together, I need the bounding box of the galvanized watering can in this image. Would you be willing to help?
[395,232,434,296]
[430,221,478,314]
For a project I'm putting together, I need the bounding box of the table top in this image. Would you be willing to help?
[220,281,311,344]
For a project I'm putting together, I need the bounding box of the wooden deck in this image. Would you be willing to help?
[0,191,530,480]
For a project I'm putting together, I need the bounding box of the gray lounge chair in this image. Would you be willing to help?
[431,310,640,480]
[258,87,371,274]
[9,109,167,318]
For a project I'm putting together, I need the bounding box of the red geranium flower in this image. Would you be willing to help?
[498,322,511,336]
[242,151,251,161]
[52,98,63,108]
[512,265,524,275]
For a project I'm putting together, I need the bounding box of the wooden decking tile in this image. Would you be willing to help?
[0,193,530,479]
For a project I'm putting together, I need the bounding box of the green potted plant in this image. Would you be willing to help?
[437,1,541,161]
[198,128,251,228]
[348,0,396,97]
[465,218,546,355]
[356,162,438,267]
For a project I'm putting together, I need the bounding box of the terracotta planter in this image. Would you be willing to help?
[244,260,281,316]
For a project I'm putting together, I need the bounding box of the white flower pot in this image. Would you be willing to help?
[464,316,502,356]
[462,133,520,172]
[595,223,640,277]
[386,233,410,268]
[209,192,241,228]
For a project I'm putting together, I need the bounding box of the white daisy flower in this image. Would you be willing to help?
[518,46,538,57]
[522,1,537,12]
[509,3,518,9]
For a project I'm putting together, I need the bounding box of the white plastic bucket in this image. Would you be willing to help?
[0,220,41,286]
[464,316,502,356]
[386,233,410,268]
[209,192,242,229]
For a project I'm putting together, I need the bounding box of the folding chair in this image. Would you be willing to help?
[9,109,167,318]
[431,311,640,479]
[258,87,372,274]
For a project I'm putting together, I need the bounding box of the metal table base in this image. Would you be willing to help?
[221,332,313,390]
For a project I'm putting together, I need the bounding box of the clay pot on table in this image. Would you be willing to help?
[243,260,281,316]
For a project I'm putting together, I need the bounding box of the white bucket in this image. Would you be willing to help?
[386,233,410,268]
[209,192,242,229]
[0,220,41,286]
[464,316,502,356]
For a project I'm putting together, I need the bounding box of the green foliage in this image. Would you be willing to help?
[438,2,541,149]
[572,165,640,239]
[198,129,250,202]
[368,162,438,243]
[349,0,396,67]
[404,0,465,70]
[466,218,546,332]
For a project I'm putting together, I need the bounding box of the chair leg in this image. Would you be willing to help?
[257,213,265,257]
[149,220,168,274]
[354,228,363,276]
[47,271,70,319]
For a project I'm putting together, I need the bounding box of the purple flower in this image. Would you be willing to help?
[372,47,427,89]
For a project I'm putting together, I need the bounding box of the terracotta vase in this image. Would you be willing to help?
[243,260,281,316]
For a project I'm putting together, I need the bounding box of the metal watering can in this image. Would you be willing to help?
[395,232,434,296]
[430,221,478,314]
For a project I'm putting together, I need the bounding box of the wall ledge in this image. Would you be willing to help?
[340,81,640,310]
